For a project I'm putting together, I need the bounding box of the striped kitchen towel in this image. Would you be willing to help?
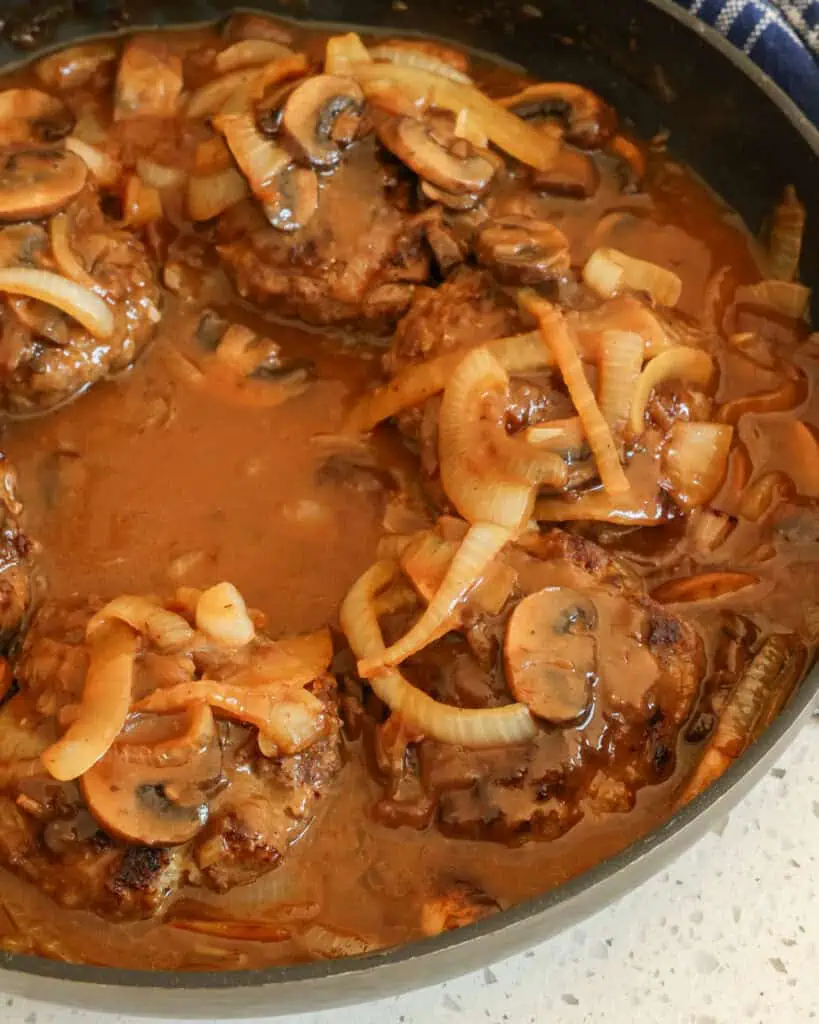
[673,0,819,122]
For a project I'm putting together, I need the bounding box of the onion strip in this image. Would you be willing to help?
[438,347,542,527]
[662,421,733,508]
[351,64,558,171]
[368,45,472,84]
[629,347,714,435]
[525,416,586,458]
[583,247,682,306]
[49,214,98,292]
[340,561,537,746]
[358,523,512,675]
[87,595,194,650]
[325,33,372,76]
[597,329,644,430]
[344,332,550,433]
[212,112,290,202]
[768,185,805,282]
[187,167,250,220]
[113,703,215,768]
[64,136,121,187]
[134,682,326,755]
[215,39,295,73]
[522,291,629,496]
[734,280,810,319]
[42,621,138,782]
[0,267,114,340]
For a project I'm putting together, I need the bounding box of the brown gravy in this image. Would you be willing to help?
[0,19,815,970]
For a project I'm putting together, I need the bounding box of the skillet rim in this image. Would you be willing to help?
[0,0,817,1000]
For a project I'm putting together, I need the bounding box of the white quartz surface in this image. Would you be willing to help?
[3,718,818,1024]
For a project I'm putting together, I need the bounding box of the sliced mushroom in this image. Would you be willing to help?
[379,116,497,196]
[263,165,318,232]
[420,180,480,211]
[0,223,48,267]
[504,587,597,722]
[500,82,616,149]
[0,89,74,145]
[81,721,222,847]
[281,75,364,169]
[532,146,600,199]
[0,149,87,221]
[475,216,571,285]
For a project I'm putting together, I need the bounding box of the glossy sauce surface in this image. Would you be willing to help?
[0,20,815,970]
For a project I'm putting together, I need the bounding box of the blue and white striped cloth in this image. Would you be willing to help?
[675,0,819,122]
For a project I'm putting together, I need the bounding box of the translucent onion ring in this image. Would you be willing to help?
[522,291,630,496]
[357,523,512,676]
[628,346,714,435]
[341,560,537,746]
[0,267,114,340]
[42,621,138,782]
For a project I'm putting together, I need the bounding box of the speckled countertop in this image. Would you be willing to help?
[3,719,818,1024]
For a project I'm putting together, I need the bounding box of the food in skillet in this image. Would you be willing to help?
[0,16,814,968]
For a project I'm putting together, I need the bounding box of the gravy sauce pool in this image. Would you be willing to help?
[0,19,815,969]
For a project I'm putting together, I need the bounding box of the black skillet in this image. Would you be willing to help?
[0,0,817,1016]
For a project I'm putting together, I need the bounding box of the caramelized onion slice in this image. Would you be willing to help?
[186,68,260,117]
[738,471,791,523]
[536,450,663,523]
[216,39,295,73]
[629,347,714,435]
[187,167,250,220]
[680,634,803,803]
[212,112,291,203]
[734,280,810,319]
[114,703,216,768]
[196,582,255,646]
[351,64,558,171]
[344,332,550,434]
[525,416,586,459]
[583,247,682,306]
[0,267,114,340]
[358,523,512,675]
[522,291,629,496]
[368,44,472,84]
[768,186,805,282]
[663,421,733,508]
[42,621,138,782]
[135,682,326,755]
[650,571,758,604]
[438,347,540,528]
[64,136,121,188]
[400,528,516,617]
[597,329,644,431]
[325,32,372,76]
[87,595,194,650]
[49,213,98,291]
[340,560,537,746]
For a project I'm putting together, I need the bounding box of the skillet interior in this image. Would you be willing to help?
[0,0,816,1016]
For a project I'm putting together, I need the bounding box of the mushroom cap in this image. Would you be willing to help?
[474,215,571,285]
[0,149,88,221]
[0,223,48,267]
[263,165,318,232]
[0,89,74,146]
[504,586,597,722]
[281,74,364,169]
[81,722,223,847]
[378,116,496,196]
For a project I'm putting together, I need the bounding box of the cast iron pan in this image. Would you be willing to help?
[0,1,817,1016]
